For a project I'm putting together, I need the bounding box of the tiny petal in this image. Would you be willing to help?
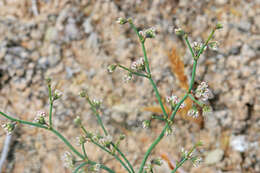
[215,23,223,30]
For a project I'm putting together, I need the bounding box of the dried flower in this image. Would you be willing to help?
[34,111,46,125]
[53,90,62,101]
[116,17,128,25]
[2,122,16,135]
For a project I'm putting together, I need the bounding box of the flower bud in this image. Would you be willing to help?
[208,41,219,51]
[2,122,16,135]
[74,116,82,126]
[145,27,156,38]
[116,17,128,25]
[142,120,150,129]
[175,28,185,36]
[215,23,223,30]
[34,111,46,125]
[79,90,87,98]
[151,158,163,166]
[107,64,117,73]
[53,90,62,101]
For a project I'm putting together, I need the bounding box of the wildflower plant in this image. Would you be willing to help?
[0,18,222,173]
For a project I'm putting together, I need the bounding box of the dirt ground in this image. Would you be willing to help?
[0,0,259,173]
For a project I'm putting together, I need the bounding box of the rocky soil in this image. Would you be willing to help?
[0,0,259,173]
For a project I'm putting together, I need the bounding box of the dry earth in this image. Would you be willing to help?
[0,0,259,173]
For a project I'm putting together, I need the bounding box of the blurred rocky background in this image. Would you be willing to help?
[0,0,259,172]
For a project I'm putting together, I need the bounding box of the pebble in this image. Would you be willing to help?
[205,149,224,165]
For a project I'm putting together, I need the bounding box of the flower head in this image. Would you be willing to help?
[142,120,150,129]
[195,82,213,101]
[99,135,113,147]
[73,116,82,126]
[116,17,128,25]
[34,111,46,125]
[131,57,145,71]
[187,108,199,119]
[123,72,133,82]
[62,151,75,168]
[166,95,185,109]
[53,90,62,101]
[2,122,16,135]
[175,28,185,36]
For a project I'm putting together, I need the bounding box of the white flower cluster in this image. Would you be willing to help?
[62,151,75,168]
[53,89,62,101]
[2,122,16,135]
[166,95,185,108]
[195,82,213,101]
[92,99,102,109]
[123,72,133,83]
[131,57,145,71]
[34,111,46,124]
[139,27,156,39]
[99,135,113,147]
[92,163,101,172]
[187,108,199,119]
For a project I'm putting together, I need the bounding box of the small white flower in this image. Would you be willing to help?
[62,151,75,168]
[142,120,150,129]
[181,147,189,158]
[2,122,16,135]
[131,57,145,71]
[99,135,113,146]
[93,163,101,172]
[192,157,202,167]
[34,111,46,124]
[123,72,133,82]
[195,82,213,101]
[53,90,62,100]
[187,109,199,119]
[92,99,102,109]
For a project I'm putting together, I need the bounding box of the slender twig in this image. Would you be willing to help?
[188,94,203,107]
[48,85,53,129]
[85,98,135,173]
[0,111,114,173]
[171,158,187,173]
[81,143,88,160]
[118,64,149,78]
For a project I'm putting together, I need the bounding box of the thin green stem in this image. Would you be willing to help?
[82,143,88,160]
[171,158,187,173]
[184,35,195,59]
[48,85,53,128]
[197,29,216,57]
[148,78,169,119]
[0,111,114,173]
[151,115,165,121]
[111,143,135,173]
[73,162,88,173]
[118,64,149,78]
[188,60,197,93]
[188,94,203,107]
[80,125,132,173]
[0,111,48,129]
[50,128,84,159]
[91,140,132,173]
